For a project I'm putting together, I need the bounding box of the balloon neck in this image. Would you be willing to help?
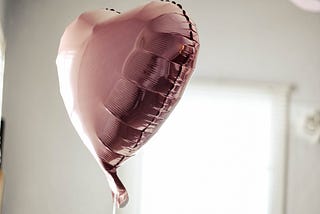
[103,165,129,208]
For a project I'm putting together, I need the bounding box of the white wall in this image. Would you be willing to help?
[1,0,320,214]
[0,0,5,25]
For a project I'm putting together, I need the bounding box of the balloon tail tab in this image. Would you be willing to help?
[106,169,129,208]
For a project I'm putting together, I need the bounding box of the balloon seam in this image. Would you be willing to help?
[105,8,121,14]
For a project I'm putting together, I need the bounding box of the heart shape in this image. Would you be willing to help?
[56,0,199,207]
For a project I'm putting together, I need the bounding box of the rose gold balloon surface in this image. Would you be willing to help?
[56,1,199,207]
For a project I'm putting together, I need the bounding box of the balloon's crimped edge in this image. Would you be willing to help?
[106,0,197,43]
[105,8,121,14]
[160,0,196,41]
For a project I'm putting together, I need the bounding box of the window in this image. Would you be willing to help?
[138,80,291,214]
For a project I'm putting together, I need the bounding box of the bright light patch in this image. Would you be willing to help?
[140,83,277,214]
[56,52,76,113]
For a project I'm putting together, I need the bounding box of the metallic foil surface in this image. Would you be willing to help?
[56,0,199,207]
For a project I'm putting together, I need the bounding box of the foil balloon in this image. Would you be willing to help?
[56,0,199,207]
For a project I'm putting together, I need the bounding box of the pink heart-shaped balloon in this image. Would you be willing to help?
[56,0,199,207]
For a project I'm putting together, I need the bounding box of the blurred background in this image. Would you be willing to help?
[0,0,319,214]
